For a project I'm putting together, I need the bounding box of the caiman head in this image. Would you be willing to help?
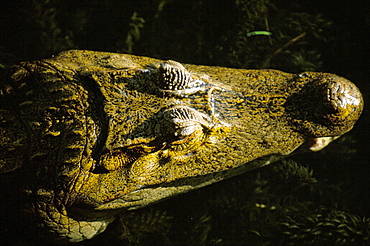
[0,50,363,242]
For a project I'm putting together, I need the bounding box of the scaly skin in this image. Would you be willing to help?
[0,50,363,243]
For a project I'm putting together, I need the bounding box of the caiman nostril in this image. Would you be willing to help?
[330,81,362,108]
[326,78,363,125]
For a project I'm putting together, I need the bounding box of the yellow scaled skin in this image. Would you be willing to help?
[0,50,363,242]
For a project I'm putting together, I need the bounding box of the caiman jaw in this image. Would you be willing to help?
[86,70,365,208]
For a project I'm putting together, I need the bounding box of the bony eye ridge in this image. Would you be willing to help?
[155,61,204,91]
[156,106,213,152]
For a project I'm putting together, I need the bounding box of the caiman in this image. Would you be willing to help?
[0,50,363,243]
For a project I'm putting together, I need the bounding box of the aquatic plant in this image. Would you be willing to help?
[116,12,145,54]
[26,0,77,57]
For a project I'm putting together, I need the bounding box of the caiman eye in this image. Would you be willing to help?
[156,106,212,153]
[93,106,214,173]
[93,148,137,174]
[155,61,203,91]
[93,144,161,173]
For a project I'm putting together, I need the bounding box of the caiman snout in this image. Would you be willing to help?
[326,76,363,125]
[286,72,364,137]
